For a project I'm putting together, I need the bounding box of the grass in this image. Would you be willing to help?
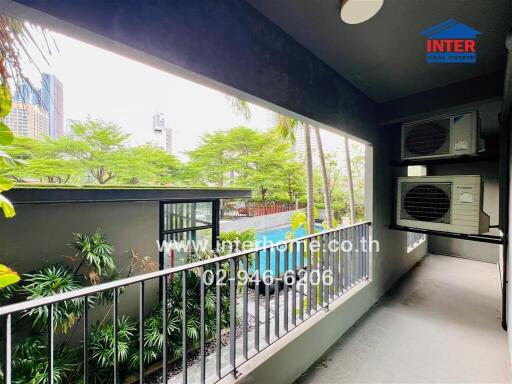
[12,183,251,191]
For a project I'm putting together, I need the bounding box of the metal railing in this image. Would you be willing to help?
[407,231,426,250]
[0,221,371,384]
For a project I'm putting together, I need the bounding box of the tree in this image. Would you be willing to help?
[3,137,82,183]
[344,136,356,224]
[57,119,129,184]
[186,126,266,187]
[110,145,181,185]
[313,125,334,228]
[243,130,296,210]
[275,115,315,234]
[0,87,17,217]
[225,95,252,121]
[0,15,54,215]
[4,123,182,185]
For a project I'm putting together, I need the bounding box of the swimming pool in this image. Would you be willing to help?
[253,225,322,276]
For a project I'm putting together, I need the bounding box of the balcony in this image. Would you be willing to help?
[1,222,372,383]
[0,1,511,384]
[296,254,509,384]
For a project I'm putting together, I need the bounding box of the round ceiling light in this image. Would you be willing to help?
[340,0,384,24]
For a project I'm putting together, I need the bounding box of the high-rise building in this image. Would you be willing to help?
[153,112,165,133]
[3,101,49,140]
[41,73,64,139]
[151,113,172,154]
[12,82,40,105]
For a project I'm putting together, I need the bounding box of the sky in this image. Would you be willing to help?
[20,30,358,162]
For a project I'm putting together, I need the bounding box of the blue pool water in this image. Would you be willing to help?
[253,225,322,276]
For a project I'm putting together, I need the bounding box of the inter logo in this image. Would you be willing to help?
[420,19,482,63]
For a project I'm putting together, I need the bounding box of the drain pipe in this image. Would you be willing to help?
[500,29,512,331]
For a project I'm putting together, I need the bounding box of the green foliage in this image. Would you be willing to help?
[19,265,84,333]
[0,264,20,288]
[89,316,137,381]
[11,336,77,384]
[184,126,304,204]
[4,119,182,185]
[218,229,256,255]
[0,84,12,119]
[0,122,13,145]
[0,85,16,217]
[290,208,318,234]
[71,228,115,281]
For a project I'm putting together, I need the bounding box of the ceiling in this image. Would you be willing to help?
[245,0,512,103]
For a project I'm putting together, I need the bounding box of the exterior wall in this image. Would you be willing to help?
[0,201,160,318]
[220,209,305,233]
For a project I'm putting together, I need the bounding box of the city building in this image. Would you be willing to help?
[3,101,49,139]
[12,82,40,105]
[41,73,64,138]
[150,112,172,154]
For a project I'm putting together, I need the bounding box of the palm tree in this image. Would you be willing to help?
[225,95,252,121]
[344,136,356,224]
[275,115,315,234]
[313,125,334,228]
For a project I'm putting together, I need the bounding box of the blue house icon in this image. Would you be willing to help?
[421,19,482,39]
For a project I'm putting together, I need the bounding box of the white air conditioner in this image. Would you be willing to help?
[401,111,480,160]
[397,175,489,235]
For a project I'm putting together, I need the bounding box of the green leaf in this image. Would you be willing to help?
[290,211,307,231]
[0,264,20,288]
[0,193,15,218]
[0,84,12,118]
[0,176,14,191]
[0,122,14,145]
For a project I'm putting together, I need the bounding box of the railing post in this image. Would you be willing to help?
[229,258,237,375]
[3,314,11,384]
[113,288,119,384]
[84,295,89,384]
[139,283,145,383]
[48,303,54,384]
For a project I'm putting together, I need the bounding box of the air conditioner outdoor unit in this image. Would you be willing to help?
[401,111,480,160]
[397,175,489,235]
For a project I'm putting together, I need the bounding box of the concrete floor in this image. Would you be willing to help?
[296,254,510,383]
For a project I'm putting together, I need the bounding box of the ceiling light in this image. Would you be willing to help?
[340,0,384,24]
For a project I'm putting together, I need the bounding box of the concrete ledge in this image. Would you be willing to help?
[218,281,373,384]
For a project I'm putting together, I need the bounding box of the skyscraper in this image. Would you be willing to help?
[3,101,49,140]
[151,113,172,154]
[41,73,64,139]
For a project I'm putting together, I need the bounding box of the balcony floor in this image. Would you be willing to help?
[296,254,510,383]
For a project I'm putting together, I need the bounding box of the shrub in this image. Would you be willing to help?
[20,265,85,333]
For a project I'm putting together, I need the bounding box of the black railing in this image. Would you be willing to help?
[1,222,371,384]
[407,231,426,250]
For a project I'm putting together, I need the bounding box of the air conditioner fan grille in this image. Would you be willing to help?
[401,183,451,223]
[404,122,449,156]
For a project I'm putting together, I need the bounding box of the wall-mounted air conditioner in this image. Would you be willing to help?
[397,175,489,235]
[401,111,481,160]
